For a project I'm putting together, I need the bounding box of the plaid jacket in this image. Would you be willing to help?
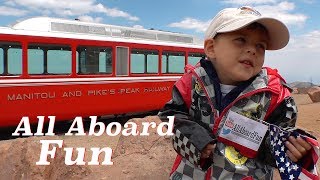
[158,61,297,180]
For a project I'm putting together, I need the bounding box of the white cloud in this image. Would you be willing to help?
[223,1,308,26]
[286,30,320,51]
[94,3,139,21]
[255,2,307,26]
[168,18,210,32]
[3,0,139,21]
[0,6,28,16]
[265,30,320,84]
[223,0,278,5]
[169,1,307,35]
[77,15,103,23]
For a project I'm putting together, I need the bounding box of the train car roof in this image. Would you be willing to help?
[0,17,204,49]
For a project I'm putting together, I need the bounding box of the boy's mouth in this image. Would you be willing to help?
[239,60,253,67]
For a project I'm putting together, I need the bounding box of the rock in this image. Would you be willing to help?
[122,169,130,174]
[307,86,320,103]
[292,88,298,94]
[297,87,311,94]
[113,116,172,157]
[110,116,176,179]
[0,116,177,179]
[0,136,91,180]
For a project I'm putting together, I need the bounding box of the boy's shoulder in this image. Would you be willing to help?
[263,67,293,92]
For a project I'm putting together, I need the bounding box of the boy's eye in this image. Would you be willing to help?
[235,37,246,43]
[257,43,267,50]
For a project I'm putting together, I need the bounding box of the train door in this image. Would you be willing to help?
[116,47,128,76]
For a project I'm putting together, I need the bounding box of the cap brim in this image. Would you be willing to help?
[216,17,289,50]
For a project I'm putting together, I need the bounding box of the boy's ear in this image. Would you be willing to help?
[204,39,216,58]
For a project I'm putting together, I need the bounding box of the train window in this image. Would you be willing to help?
[0,48,2,74]
[48,48,71,74]
[28,49,44,74]
[188,52,205,66]
[76,46,112,74]
[130,49,158,74]
[0,42,22,76]
[8,48,22,75]
[28,44,71,75]
[162,51,185,74]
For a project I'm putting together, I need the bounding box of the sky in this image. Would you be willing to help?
[0,0,319,84]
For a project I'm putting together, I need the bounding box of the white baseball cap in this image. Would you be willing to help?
[204,6,289,50]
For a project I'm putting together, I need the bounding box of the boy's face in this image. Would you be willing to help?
[204,24,269,85]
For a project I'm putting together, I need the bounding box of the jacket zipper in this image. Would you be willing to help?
[213,88,277,134]
[189,68,278,134]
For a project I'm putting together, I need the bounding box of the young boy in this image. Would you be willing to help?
[158,6,316,179]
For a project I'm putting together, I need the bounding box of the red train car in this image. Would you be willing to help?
[0,17,204,127]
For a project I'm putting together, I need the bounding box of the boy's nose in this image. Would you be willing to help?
[246,45,256,55]
[247,50,256,55]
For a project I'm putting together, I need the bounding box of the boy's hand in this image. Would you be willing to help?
[201,143,216,159]
[285,136,312,162]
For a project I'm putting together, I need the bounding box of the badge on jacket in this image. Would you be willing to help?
[218,111,268,158]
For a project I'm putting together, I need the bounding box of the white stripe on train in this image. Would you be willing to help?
[0,76,181,87]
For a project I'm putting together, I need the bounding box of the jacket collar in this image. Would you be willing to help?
[199,58,267,111]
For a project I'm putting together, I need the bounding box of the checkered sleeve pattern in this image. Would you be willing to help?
[172,129,201,166]
[284,97,297,120]
[277,96,297,128]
